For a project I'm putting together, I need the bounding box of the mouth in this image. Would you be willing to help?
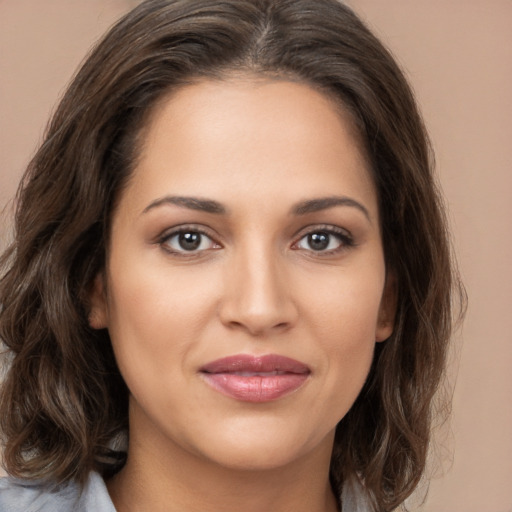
[199,354,311,403]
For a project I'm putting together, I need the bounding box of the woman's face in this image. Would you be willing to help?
[90,78,394,471]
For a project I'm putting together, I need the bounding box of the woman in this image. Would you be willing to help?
[0,0,463,511]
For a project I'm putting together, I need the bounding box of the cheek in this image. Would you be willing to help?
[104,257,218,385]
[301,264,385,344]
[298,266,384,408]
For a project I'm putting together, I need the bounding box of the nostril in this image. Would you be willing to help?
[227,320,244,329]
[224,318,292,336]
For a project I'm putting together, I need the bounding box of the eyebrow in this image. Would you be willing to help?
[142,194,370,221]
[292,196,371,221]
[142,196,226,215]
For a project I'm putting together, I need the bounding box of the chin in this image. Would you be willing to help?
[206,444,305,472]
[190,417,334,472]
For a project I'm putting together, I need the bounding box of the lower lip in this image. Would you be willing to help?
[201,373,309,402]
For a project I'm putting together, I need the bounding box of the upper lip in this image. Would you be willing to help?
[200,354,310,374]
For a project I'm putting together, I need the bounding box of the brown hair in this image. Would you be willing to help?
[0,0,464,510]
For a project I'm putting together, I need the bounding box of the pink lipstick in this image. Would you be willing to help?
[200,354,310,402]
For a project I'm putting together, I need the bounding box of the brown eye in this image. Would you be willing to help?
[178,232,202,251]
[307,232,330,251]
[162,230,218,253]
[295,229,352,253]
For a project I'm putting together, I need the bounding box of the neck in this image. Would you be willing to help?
[107,415,339,512]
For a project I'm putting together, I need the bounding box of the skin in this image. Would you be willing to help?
[90,77,395,512]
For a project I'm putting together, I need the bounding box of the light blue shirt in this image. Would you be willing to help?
[0,471,116,512]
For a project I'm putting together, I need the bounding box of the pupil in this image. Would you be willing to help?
[179,232,201,251]
[308,232,329,251]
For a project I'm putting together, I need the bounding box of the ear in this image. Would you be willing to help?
[88,273,109,329]
[375,273,397,342]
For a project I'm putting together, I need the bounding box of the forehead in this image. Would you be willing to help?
[120,78,377,220]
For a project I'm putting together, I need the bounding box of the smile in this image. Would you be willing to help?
[199,354,311,403]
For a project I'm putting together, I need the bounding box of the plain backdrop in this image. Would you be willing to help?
[1,1,511,511]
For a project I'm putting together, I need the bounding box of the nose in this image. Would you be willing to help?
[218,245,299,336]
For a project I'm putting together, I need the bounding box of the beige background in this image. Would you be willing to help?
[1,1,511,511]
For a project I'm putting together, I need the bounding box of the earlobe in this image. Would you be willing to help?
[88,274,108,329]
[375,273,397,342]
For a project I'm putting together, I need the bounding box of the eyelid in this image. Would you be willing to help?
[292,223,353,240]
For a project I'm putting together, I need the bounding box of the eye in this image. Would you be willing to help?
[294,229,352,253]
[161,229,219,254]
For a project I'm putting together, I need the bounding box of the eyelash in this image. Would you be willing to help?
[157,224,354,257]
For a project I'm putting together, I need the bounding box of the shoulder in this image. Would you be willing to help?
[0,475,80,512]
[0,471,115,512]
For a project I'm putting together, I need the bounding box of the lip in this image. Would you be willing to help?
[199,354,311,403]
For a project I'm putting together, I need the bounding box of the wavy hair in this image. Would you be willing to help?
[0,1,464,510]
